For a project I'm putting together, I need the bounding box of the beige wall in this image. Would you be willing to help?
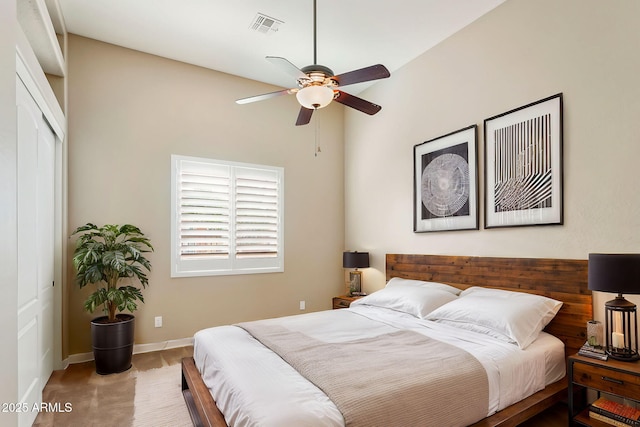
[66,35,345,355]
[345,0,640,320]
[64,0,640,355]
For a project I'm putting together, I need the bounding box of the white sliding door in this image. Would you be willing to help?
[16,75,56,427]
[37,103,56,391]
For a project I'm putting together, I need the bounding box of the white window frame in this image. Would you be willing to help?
[171,155,284,277]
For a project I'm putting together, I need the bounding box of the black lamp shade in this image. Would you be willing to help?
[588,254,640,294]
[343,251,370,269]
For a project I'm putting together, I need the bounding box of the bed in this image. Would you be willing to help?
[182,254,592,427]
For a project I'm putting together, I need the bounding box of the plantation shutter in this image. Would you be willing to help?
[235,167,280,259]
[178,164,230,260]
[171,155,284,277]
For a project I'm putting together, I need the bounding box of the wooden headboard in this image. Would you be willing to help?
[386,254,592,356]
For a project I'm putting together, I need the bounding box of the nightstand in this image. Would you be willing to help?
[568,353,640,426]
[332,295,361,309]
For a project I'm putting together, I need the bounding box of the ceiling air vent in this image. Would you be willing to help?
[250,13,283,34]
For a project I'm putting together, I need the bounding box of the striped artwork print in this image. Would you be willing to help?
[493,113,552,213]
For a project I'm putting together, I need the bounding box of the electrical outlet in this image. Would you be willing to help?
[299,300,305,310]
[154,316,162,328]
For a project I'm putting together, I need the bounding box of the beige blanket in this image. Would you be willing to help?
[238,321,489,427]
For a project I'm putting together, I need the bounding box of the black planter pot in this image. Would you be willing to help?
[91,314,135,375]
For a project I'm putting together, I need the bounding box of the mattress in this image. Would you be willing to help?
[193,305,565,427]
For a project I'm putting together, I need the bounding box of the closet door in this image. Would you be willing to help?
[16,75,55,427]
[37,102,55,391]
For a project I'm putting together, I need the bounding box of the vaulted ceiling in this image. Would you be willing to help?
[57,0,505,93]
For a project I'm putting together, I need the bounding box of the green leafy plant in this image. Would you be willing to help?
[72,223,153,322]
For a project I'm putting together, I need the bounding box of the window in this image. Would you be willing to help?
[171,155,284,277]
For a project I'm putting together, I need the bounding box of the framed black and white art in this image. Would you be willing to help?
[484,93,563,228]
[413,125,478,232]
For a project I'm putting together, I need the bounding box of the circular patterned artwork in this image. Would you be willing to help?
[421,153,470,217]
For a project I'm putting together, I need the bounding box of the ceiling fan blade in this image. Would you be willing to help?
[236,88,294,104]
[333,64,390,87]
[295,107,314,126]
[334,91,382,115]
[266,56,308,80]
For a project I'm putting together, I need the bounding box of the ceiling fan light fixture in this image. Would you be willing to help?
[235,0,390,125]
[296,85,334,109]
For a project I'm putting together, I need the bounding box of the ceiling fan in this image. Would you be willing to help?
[236,0,391,126]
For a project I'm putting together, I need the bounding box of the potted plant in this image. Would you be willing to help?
[71,223,153,374]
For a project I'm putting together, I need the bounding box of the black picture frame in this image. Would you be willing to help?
[484,93,563,228]
[413,125,478,232]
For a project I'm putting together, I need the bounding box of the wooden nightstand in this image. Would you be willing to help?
[332,295,361,309]
[568,353,640,426]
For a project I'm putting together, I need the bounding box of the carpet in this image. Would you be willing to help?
[34,350,195,427]
[133,363,192,427]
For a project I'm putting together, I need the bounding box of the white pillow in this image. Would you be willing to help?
[385,277,461,295]
[351,284,458,319]
[425,286,562,349]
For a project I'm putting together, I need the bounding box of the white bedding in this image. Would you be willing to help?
[193,305,565,427]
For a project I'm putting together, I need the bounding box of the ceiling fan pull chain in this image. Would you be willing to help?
[315,113,321,157]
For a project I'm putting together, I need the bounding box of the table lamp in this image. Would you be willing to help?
[588,253,640,361]
[343,251,369,296]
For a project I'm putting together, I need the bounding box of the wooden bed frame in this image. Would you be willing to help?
[182,254,592,427]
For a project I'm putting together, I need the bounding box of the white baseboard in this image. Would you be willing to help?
[63,336,194,366]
